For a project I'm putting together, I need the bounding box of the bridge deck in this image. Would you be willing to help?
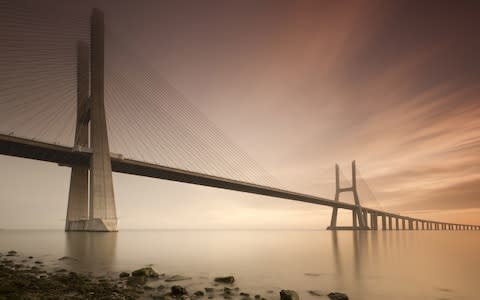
[1,133,477,229]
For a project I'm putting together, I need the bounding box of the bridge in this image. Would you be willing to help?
[1,9,478,232]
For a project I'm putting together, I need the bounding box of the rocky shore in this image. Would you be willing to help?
[0,251,349,300]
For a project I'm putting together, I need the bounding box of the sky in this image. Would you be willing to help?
[0,0,479,229]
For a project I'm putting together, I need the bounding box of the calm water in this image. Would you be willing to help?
[1,230,479,300]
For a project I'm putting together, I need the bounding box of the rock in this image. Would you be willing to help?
[7,250,17,256]
[34,261,43,264]
[56,268,68,273]
[309,290,325,297]
[165,275,192,282]
[157,285,166,290]
[58,256,78,261]
[254,295,261,299]
[127,275,147,287]
[144,285,155,290]
[327,292,349,300]
[214,276,235,284]
[171,285,188,296]
[194,291,205,297]
[224,287,234,295]
[153,295,176,300]
[119,272,130,278]
[240,292,250,297]
[280,290,299,300]
[132,267,159,278]
[205,288,215,293]
[28,256,33,259]
[266,290,274,294]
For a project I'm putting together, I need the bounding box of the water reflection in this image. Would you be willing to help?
[331,231,370,279]
[64,232,117,273]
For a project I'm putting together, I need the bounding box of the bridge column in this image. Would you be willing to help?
[381,214,387,230]
[401,218,406,230]
[363,209,369,229]
[395,218,399,230]
[370,212,377,230]
[88,8,117,231]
[388,216,392,230]
[65,9,117,232]
[352,209,358,228]
[415,220,418,230]
[65,41,90,231]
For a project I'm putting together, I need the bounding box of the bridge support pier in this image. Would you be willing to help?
[327,161,369,230]
[65,9,117,232]
[381,215,386,230]
[370,212,377,230]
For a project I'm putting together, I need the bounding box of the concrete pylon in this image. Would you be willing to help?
[327,161,369,230]
[65,9,117,232]
[65,41,90,231]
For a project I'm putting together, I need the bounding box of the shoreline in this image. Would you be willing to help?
[0,251,349,300]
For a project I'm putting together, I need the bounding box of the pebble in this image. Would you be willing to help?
[327,292,349,300]
[214,276,235,284]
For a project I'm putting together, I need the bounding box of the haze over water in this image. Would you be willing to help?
[1,230,479,300]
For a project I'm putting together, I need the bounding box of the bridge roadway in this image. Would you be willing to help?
[1,133,479,231]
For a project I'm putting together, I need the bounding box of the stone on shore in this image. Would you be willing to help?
[165,274,192,282]
[194,291,205,297]
[58,256,78,261]
[327,292,349,300]
[309,290,325,296]
[280,290,299,300]
[132,266,159,278]
[214,276,235,284]
[119,272,130,278]
[6,251,17,256]
[171,285,188,296]
[127,275,147,287]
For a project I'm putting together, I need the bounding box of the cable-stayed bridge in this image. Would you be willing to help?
[1,8,478,232]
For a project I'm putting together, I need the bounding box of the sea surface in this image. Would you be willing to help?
[1,229,479,300]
